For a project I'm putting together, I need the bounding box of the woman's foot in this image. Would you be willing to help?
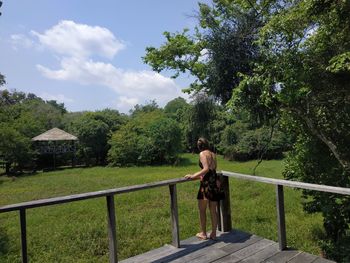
[209,232,217,240]
[196,232,208,240]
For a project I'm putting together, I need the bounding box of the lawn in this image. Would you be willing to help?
[0,154,324,262]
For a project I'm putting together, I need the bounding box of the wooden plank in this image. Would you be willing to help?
[186,247,228,263]
[0,177,189,213]
[276,185,287,250]
[120,245,178,263]
[231,239,275,260]
[219,175,232,232]
[158,231,247,263]
[239,243,279,263]
[288,252,318,263]
[106,195,117,263]
[222,171,350,196]
[213,239,273,263]
[121,231,242,263]
[120,231,334,263]
[19,209,28,263]
[169,184,180,248]
[312,257,336,263]
[170,244,225,263]
[263,249,300,262]
[220,235,263,254]
[181,230,249,247]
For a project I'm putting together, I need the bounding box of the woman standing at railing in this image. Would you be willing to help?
[185,137,222,240]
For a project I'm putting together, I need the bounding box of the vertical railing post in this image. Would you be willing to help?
[169,184,180,248]
[276,185,287,250]
[219,174,232,232]
[106,195,118,263]
[19,209,28,263]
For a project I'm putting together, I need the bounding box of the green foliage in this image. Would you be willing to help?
[224,126,287,161]
[0,90,66,173]
[143,29,206,93]
[143,1,261,103]
[108,111,182,166]
[250,2,350,260]
[0,73,5,86]
[284,135,350,262]
[63,109,126,165]
[0,124,33,172]
[164,97,189,119]
[130,100,160,117]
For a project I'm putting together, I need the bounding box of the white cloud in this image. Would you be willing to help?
[10,34,34,50]
[32,20,185,112]
[199,48,209,62]
[115,96,140,111]
[32,20,125,59]
[36,58,183,111]
[40,92,74,103]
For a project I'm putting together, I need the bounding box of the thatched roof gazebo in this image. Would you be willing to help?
[32,127,78,141]
[32,128,78,169]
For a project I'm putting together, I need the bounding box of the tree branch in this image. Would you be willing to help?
[292,108,350,171]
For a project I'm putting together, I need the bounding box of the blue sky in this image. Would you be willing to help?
[0,1,209,113]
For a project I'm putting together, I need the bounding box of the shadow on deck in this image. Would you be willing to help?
[121,229,335,263]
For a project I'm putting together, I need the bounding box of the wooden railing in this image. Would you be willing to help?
[221,171,350,251]
[1,171,350,263]
[0,176,231,263]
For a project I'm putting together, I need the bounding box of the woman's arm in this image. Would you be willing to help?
[184,152,209,180]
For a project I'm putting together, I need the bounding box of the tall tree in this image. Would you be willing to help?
[143,1,261,104]
[229,1,350,260]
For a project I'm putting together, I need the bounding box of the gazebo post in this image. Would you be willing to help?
[72,141,76,168]
[53,141,56,170]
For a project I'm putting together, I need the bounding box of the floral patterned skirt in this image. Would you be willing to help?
[197,171,223,201]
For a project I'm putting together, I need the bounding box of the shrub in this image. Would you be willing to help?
[108,112,182,166]
[224,126,287,161]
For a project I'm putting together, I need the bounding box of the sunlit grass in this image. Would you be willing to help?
[0,154,323,262]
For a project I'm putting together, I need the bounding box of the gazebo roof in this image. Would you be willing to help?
[32,128,78,141]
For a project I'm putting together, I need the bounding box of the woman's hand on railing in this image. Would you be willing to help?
[184,174,194,180]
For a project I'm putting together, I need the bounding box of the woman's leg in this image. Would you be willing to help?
[209,201,218,238]
[198,199,208,237]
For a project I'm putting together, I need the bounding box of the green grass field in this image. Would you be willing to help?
[0,154,324,262]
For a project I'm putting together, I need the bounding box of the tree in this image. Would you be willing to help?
[130,100,160,117]
[0,73,5,86]
[0,124,33,174]
[63,109,126,166]
[0,90,66,172]
[65,112,112,165]
[108,111,182,166]
[228,1,350,260]
[164,97,189,118]
[143,1,261,104]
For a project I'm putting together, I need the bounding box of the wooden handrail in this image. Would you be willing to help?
[1,170,350,262]
[221,170,350,250]
[0,177,189,213]
[222,171,350,195]
[0,177,191,263]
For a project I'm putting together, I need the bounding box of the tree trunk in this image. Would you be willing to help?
[5,162,10,175]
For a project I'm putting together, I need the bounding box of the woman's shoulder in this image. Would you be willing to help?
[200,150,215,158]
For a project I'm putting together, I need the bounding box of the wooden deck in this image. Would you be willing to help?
[120,230,335,263]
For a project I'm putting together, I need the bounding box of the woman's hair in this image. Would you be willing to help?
[197,137,210,151]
